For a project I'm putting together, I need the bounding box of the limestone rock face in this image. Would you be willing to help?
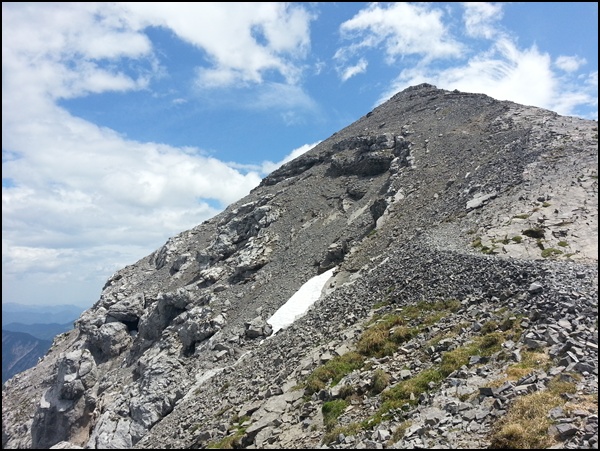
[31,350,98,449]
[328,133,411,176]
[2,84,597,450]
[176,306,224,352]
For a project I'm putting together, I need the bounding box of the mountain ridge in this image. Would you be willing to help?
[2,83,597,449]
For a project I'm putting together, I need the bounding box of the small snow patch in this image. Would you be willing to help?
[267,268,335,334]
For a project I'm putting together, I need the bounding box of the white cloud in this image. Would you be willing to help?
[251,83,319,112]
[552,70,598,119]
[2,3,154,100]
[121,2,314,88]
[340,58,368,82]
[588,70,599,87]
[190,81,320,123]
[462,2,503,39]
[2,3,276,307]
[2,98,263,305]
[2,100,262,231]
[338,2,463,65]
[2,244,64,274]
[555,55,587,72]
[376,37,597,118]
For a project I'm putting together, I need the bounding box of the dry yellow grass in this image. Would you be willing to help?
[489,391,563,448]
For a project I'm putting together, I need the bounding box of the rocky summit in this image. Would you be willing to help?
[2,83,598,450]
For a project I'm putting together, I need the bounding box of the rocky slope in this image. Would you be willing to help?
[2,84,597,449]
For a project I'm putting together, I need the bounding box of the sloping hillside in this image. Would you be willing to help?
[2,84,597,450]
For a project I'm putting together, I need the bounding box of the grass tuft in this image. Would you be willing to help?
[370,369,390,395]
[322,399,349,430]
[489,391,563,449]
[305,352,364,395]
[541,248,563,258]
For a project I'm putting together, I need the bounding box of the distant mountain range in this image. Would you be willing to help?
[2,330,51,384]
[2,303,84,327]
[3,321,76,341]
[2,303,84,384]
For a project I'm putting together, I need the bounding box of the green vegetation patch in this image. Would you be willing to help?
[488,387,568,449]
[322,399,349,430]
[370,369,390,395]
[473,236,508,254]
[548,373,579,396]
[380,367,443,412]
[439,332,504,376]
[305,352,364,395]
[368,328,513,427]
[359,323,422,357]
[357,300,461,358]
[322,422,362,445]
[541,248,563,258]
[206,427,246,449]
[318,305,525,442]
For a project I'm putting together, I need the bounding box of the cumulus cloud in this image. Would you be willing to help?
[121,2,314,88]
[2,3,277,307]
[2,3,154,100]
[555,55,587,72]
[1,101,263,287]
[339,58,368,82]
[2,100,262,239]
[462,2,503,39]
[337,2,463,65]
[368,27,596,119]
[3,244,65,274]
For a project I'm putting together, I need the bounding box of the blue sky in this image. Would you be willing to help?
[2,2,598,308]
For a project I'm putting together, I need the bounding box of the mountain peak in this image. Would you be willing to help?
[2,86,597,450]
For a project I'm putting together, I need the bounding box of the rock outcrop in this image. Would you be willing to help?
[2,84,597,449]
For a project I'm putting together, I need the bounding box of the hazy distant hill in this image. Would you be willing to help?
[2,322,74,341]
[1,303,84,326]
[2,330,51,384]
[2,304,81,384]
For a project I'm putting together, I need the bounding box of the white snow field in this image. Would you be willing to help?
[267,267,335,334]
